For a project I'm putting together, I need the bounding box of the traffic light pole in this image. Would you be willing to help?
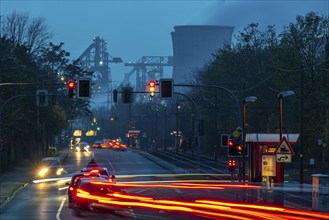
[174,84,241,127]
[174,92,200,168]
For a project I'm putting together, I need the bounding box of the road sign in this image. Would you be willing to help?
[232,129,241,139]
[73,130,82,136]
[274,136,295,155]
[36,89,48,107]
[276,154,292,163]
[262,155,276,176]
[85,130,97,136]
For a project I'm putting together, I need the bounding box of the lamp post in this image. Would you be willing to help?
[164,105,167,150]
[277,90,295,183]
[243,96,257,183]
[176,103,181,154]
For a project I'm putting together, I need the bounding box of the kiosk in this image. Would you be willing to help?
[245,133,299,183]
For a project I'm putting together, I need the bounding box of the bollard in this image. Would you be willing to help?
[312,174,329,212]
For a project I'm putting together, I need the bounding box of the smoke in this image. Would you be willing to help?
[196,0,328,33]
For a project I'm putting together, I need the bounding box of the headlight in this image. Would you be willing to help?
[39,168,48,176]
[56,168,64,175]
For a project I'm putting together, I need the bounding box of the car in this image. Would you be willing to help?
[75,142,90,152]
[79,142,90,149]
[68,177,118,211]
[38,157,65,178]
[110,139,127,151]
[81,167,115,183]
[92,140,103,148]
[66,172,103,208]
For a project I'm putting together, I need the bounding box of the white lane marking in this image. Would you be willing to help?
[56,197,66,220]
[174,188,182,194]
[135,188,152,194]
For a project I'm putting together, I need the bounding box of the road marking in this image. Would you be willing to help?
[56,197,66,220]
[174,188,182,194]
[135,188,151,194]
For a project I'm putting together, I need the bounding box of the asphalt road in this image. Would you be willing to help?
[0,149,196,220]
[0,148,326,220]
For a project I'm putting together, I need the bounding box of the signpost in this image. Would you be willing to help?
[274,136,295,163]
[276,154,292,163]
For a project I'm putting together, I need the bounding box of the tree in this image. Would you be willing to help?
[1,11,53,56]
[186,11,329,175]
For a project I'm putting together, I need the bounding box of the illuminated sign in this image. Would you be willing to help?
[73,130,82,136]
[86,130,97,136]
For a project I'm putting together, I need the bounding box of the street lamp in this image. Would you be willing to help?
[164,105,167,150]
[278,91,295,140]
[277,90,295,183]
[176,103,181,154]
[243,96,257,183]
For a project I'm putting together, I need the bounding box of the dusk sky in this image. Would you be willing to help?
[1,0,328,83]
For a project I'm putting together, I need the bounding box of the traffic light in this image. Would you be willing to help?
[122,87,133,103]
[159,79,173,99]
[67,80,75,98]
[228,139,237,156]
[113,89,118,102]
[228,160,236,172]
[236,143,243,155]
[227,139,244,156]
[36,89,48,107]
[148,80,156,97]
[77,79,91,98]
[197,119,204,136]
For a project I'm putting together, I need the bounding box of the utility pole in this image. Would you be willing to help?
[299,65,305,184]
[176,102,179,154]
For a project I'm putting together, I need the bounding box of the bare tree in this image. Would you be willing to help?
[1,10,53,55]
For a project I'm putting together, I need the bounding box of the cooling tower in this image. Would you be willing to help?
[171,25,234,84]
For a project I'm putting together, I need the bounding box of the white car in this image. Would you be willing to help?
[75,142,90,152]
[38,157,65,178]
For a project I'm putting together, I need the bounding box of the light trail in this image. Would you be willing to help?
[32,177,69,184]
[73,185,329,220]
[91,181,225,190]
[196,200,286,212]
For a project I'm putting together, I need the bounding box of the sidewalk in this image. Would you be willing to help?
[0,148,71,209]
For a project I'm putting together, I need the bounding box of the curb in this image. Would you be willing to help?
[0,182,29,210]
[0,149,71,210]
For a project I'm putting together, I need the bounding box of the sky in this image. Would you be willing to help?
[1,0,328,85]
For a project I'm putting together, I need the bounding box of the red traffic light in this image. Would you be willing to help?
[228,139,234,147]
[68,81,75,89]
[148,80,156,97]
[149,81,155,87]
[228,160,236,172]
[228,160,236,167]
[67,81,75,98]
